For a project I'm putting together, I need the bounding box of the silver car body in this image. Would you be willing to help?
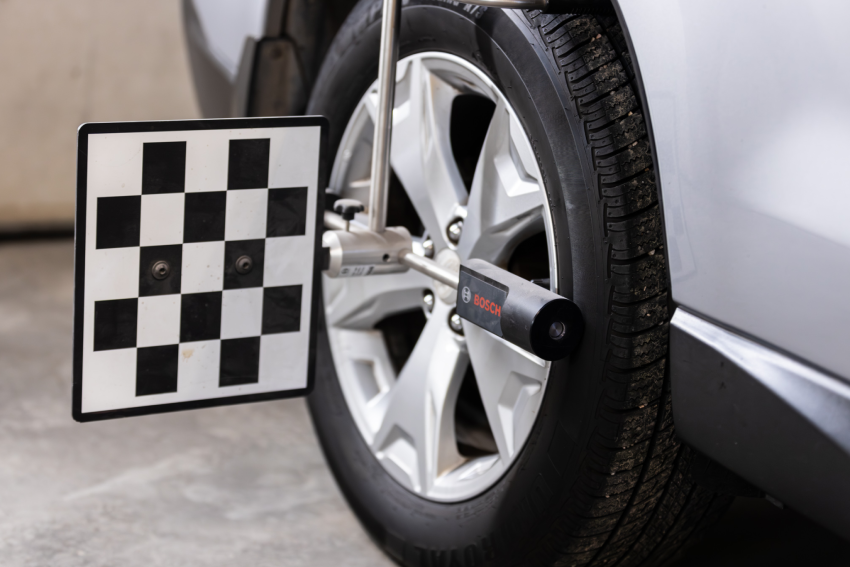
[621,0,850,380]
[190,0,267,81]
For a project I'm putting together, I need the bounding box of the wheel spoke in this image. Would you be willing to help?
[330,328,398,435]
[456,101,546,265]
[464,322,549,461]
[371,301,467,494]
[323,269,431,330]
[389,58,468,247]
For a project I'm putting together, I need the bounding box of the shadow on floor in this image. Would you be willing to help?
[672,490,850,566]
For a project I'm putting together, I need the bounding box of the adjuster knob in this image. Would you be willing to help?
[333,198,365,221]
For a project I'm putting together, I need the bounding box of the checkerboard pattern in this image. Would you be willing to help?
[78,124,321,415]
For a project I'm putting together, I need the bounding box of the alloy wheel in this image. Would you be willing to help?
[323,52,559,502]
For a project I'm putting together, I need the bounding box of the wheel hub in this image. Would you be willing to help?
[433,248,460,305]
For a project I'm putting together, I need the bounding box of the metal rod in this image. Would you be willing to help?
[399,249,459,289]
[368,0,402,233]
[324,210,347,231]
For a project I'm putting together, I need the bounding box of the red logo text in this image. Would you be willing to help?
[473,294,501,317]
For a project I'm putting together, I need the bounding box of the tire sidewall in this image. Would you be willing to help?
[307,3,607,563]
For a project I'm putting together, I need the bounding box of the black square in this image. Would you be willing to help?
[94,298,138,351]
[136,345,179,396]
[184,192,226,243]
[180,292,222,343]
[228,139,270,190]
[139,245,182,297]
[262,285,302,334]
[96,196,141,249]
[220,337,260,387]
[142,142,186,194]
[224,240,265,289]
[267,187,308,237]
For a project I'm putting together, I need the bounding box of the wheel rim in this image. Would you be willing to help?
[323,52,559,502]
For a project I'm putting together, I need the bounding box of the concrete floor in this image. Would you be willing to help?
[1,239,848,566]
[0,239,392,567]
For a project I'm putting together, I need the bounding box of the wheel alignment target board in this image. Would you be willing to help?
[73,117,327,422]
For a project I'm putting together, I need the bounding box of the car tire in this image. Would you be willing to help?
[306,2,733,565]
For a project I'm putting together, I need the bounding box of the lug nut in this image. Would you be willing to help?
[423,290,435,313]
[422,238,435,259]
[447,219,463,244]
[449,310,464,335]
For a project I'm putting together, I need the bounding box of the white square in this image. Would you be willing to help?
[259,333,308,390]
[177,340,221,394]
[264,236,312,287]
[137,295,181,347]
[86,247,141,301]
[221,288,263,339]
[182,241,225,293]
[268,126,321,189]
[87,134,144,198]
[81,348,137,413]
[225,189,268,241]
[185,138,229,193]
[140,193,185,246]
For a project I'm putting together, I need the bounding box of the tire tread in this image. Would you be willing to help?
[522,10,731,567]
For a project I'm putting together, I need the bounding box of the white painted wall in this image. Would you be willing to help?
[0,0,200,230]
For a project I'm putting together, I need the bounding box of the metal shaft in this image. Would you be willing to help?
[399,249,459,289]
[323,210,347,231]
[368,0,402,233]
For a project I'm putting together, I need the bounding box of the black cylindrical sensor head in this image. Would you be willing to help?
[527,296,584,361]
[456,259,584,361]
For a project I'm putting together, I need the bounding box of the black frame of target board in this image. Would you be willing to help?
[73,116,328,422]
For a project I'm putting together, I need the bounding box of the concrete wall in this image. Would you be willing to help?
[0,0,200,231]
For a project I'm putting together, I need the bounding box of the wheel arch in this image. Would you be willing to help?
[183,0,361,119]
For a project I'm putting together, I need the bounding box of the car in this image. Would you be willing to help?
[181,0,850,564]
